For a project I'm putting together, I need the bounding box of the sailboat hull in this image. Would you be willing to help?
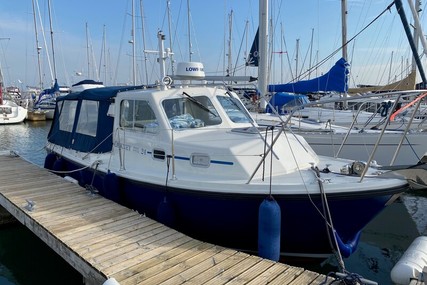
[302,131,427,166]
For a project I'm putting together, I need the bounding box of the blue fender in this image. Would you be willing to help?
[334,230,362,258]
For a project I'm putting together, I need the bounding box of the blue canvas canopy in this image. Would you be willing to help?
[268,58,349,93]
[47,85,143,153]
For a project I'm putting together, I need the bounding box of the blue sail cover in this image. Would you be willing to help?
[268,58,349,93]
[35,78,60,105]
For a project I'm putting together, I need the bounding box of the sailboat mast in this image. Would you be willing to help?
[341,0,348,61]
[47,0,57,81]
[407,0,427,74]
[258,0,268,110]
[341,0,348,108]
[166,0,175,76]
[187,0,192,61]
[35,0,53,83]
[99,24,107,84]
[395,0,427,86]
[0,57,3,105]
[281,23,284,82]
[295,39,299,80]
[227,10,233,77]
[308,28,314,79]
[32,0,43,90]
[86,22,90,78]
[131,0,137,85]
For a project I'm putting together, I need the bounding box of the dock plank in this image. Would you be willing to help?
[193,253,262,285]
[141,247,238,285]
[115,239,210,283]
[68,216,158,251]
[0,154,331,285]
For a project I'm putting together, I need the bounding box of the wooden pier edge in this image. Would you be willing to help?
[0,192,107,284]
[0,154,338,285]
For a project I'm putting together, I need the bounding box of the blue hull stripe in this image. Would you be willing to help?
[174,156,234,165]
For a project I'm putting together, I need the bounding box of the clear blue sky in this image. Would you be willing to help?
[0,0,425,90]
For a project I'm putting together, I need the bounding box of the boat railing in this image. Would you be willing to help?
[288,90,427,170]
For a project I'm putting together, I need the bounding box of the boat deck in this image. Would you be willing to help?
[0,154,334,285]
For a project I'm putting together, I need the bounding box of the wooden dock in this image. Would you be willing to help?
[0,154,334,285]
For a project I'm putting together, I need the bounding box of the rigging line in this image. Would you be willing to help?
[47,0,57,80]
[262,127,268,181]
[113,0,130,85]
[108,127,120,170]
[296,1,396,83]
[233,19,247,76]
[281,125,335,228]
[82,132,113,160]
[268,127,274,196]
[315,167,346,272]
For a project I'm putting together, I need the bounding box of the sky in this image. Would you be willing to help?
[0,0,426,91]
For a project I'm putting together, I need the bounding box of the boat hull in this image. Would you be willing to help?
[49,155,405,259]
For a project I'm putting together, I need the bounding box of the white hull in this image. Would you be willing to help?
[252,112,427,166]
[0,101,28,124]
[302,131,427,166]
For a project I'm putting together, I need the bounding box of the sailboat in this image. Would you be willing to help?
[0,84,28,124]
[31,0,65,120]
[0,59,28,124]
[241,0,427,167]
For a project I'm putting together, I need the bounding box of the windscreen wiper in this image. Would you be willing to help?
[182,91,218,117]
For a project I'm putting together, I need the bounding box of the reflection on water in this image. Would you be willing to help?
[0,121,425,284]
[402,191,427,236]
[0,121,51,167]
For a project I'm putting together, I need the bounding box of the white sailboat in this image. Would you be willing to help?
[0,58,27,124]
[243,0,427,167]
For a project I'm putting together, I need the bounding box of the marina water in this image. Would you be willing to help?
[0,121,426,284]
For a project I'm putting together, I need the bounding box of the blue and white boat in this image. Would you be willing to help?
[44,32,409,260]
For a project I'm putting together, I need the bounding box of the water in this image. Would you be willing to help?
[0,121,426,285]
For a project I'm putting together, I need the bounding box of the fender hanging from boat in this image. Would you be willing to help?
[334,230,362,258]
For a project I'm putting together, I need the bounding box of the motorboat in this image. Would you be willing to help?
[44,32,411,260]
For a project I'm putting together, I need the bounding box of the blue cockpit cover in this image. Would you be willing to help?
[268,58,349,93]
[47,86,142,153]
[265,92,310,114]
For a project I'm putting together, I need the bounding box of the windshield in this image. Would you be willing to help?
[217,95,253,123]
[162,96,222,129]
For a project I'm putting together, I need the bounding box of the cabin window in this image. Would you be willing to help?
[217,95,253,123]
[120,99,158,133]
[76,100,99,137]
[59,100,78,132]
[162,96,221,129]
[0,107,12,114]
